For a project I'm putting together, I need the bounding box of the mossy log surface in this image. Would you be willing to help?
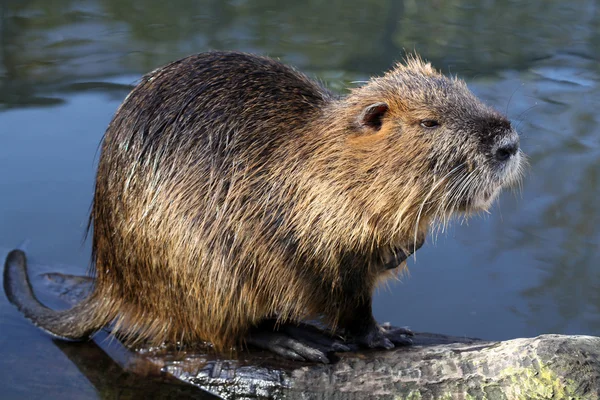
[31,271,600,399]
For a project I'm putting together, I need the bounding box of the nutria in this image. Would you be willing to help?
[3,51,523,363]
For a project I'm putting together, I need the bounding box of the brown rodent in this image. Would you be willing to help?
[4,51,523,362]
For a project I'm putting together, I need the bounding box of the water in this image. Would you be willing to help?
[1,0,599,397]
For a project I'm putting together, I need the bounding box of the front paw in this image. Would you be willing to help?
[357,327,395,349]
[381,234,426,270]
[353,324,413,349]
[381,323,413,345]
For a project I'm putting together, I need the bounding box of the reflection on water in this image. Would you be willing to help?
[1,0,599,398]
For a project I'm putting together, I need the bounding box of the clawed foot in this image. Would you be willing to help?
[352,322,414,350]
[246,320,413,362]
[246,320,351,363]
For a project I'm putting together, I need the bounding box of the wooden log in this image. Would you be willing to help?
[20,269,600,399]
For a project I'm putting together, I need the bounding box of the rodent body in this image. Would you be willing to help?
[4,52,523,358]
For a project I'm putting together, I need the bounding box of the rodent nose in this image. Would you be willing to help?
[495,142,519,162]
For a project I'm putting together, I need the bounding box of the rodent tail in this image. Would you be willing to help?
[3,249,106,341]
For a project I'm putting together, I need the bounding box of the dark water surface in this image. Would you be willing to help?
[1,0,599,398]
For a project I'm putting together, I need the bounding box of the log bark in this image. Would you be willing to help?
[33,271,600,399]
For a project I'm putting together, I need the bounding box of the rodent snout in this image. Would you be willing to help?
[495,141,519,162]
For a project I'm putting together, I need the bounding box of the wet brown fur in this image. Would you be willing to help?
[20,52,523,351]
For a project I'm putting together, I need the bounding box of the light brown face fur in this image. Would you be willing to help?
[328,56,524,252]
[9,52,522,352]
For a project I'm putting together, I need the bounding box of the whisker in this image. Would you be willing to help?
[505,83,523,116]
[514,104,539,128]
[432,171,467,238]
[441,165,481,230]
[412,163,465,254]
[429,164,474,238]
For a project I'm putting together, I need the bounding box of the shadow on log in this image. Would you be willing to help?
[18,269,600,399]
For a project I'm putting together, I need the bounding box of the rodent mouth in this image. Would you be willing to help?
[463,150,524,212]
[459,187,500,212]
[432,149,524,216]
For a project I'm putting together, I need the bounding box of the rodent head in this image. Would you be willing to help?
[335,55,524,242]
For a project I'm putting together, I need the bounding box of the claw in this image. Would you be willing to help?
[381,323,414,337]
[378,336,395,350]
[351,323,414,350]
[246,321,350,363]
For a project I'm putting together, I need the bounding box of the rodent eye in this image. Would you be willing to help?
[420,120,440,129]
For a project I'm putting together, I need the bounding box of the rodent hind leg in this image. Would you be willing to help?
[245,319,350,363]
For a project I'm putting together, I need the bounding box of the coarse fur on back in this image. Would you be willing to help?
[4,51,523,352]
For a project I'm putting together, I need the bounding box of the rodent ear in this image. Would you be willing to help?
[359,102,389,131]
